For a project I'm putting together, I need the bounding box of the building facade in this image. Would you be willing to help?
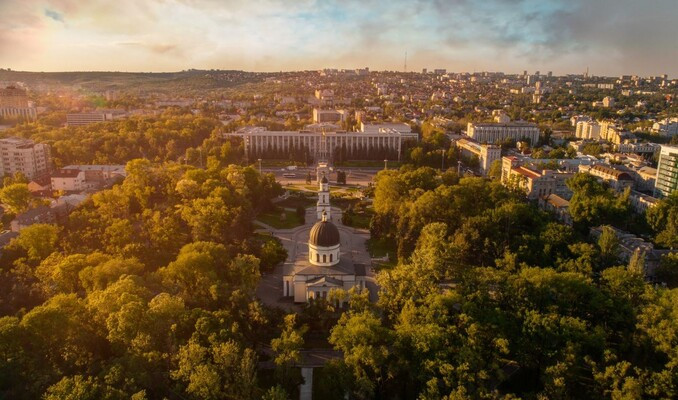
[0,137,51,179]
[655,145,678,197]
[0,86,29,108]
[66,113,114,126]
[229,123,418,162]
[466,122,540,144]
[456,138,501,176]
[0,86,37,121]
[312,109,346,123]
[579,164,635,192]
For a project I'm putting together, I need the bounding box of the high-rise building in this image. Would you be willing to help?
[0,137,51,179]
[575,121,601,140]
[655,145,678,198]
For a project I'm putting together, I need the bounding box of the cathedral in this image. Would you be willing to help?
[282,174,366,303]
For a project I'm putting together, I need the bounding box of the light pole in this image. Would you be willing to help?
[257,158,262,175]
[384,159,388,170]
[441,149,445,170]
[457,160,462,175]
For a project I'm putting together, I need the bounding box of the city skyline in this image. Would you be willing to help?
[1,0,677,76]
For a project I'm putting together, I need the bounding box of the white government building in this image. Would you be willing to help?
[466,121,540,144]
[227,122,418,161]
[282,176,366,303]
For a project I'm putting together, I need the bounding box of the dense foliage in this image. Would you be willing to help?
[324,167,678,399]
[0,160,286,399]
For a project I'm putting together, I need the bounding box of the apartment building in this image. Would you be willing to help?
[501,156,555,199]
[66,112,114,126]
[579,164,635,192]
[466,122,540,144]
[0,137,51,179]
[455,138,501,176]
[575,120,601,140]
[51,169,87,192]
[655,145,678,197]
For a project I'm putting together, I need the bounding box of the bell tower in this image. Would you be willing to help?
[316,173,331,220]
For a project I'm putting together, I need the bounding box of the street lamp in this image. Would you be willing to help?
[384,159,388,170]
[257,158,262,174]
[441,149,445,170]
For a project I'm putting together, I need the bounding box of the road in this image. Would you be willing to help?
[259,166,380,187]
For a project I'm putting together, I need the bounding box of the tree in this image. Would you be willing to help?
[0,183,32,214]
[488,159,502,179]
[11,223,60,262]
[329,304,392,398]
[337,170,347,185]
[262,385,288,400]
[43,375,135,400]
[295,205,306,224]
[646,191,678,249]
[271,314,307,393]
[258,237,288,272]
[567,173,629,228]
[598,225,620,268]
[172,338,257,400]
[655,253,678,287]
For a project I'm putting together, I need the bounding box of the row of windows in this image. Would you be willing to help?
[315,253,333,263]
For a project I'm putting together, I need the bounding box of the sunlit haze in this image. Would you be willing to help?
[1,0,677,76]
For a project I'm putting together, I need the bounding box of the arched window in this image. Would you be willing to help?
[323,254,326,263]
[330,254,333,262]
[316,253,319,262]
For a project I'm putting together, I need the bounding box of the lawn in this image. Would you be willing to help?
[366,237,396,259]
[256,208,305,229]
[342,211,372,229]
[276,195,315,209]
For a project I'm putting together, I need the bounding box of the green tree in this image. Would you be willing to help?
[646,191,678,248]
[329,301,392,398]
[271,314,307,393]
[0,183,33,214]
[172,338,257,400]
[598,225,620,268]
[11,223,60,262]
[488,159,502,179]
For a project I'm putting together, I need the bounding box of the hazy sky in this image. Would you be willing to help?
[1,0,676,76]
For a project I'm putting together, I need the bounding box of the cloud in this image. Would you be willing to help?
[44,8,64,23]
[0,0,676,76]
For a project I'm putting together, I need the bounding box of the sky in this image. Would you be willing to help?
[0,0,676,76]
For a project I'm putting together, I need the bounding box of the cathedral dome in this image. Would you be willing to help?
[309,218,340,247]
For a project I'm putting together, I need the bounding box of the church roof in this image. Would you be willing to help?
[283,257,357,276]
[309,218,340,247]
[306,276,343,287]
